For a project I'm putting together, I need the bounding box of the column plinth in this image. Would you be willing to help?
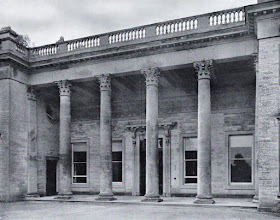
[141,68,163,202]
[96,74,116,201]
[193,60,215,204]
[55,80,72,199]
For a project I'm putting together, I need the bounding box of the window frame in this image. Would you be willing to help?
[181,133,197,189]
[71,138,90,188]
[112,138,125,188]
[226,131,255,189]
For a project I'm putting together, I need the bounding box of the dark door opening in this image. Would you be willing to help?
[139,139,163,196]
[46,159,57,196]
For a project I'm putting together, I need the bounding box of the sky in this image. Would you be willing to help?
[0,0,257,46]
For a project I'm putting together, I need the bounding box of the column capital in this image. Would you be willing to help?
[55,80,71,96]
[193,60,213,80]
[141,67,160,86]
[98,74,111,91]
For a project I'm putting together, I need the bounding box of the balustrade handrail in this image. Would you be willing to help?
[17,6,246,59]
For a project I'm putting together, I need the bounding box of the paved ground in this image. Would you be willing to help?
[1,201,280,220]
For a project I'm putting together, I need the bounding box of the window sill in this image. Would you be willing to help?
[113,182,124,188]
[180,184,197,189]
[225,184,255,190]
[71,183,90,188]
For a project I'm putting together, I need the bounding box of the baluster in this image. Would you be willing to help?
[194,19,198,29]
[230,12,234,23]
[186,21,189,30]
[178,22,182,31]
[239,11,243,21]
[174,23,178,32]
[218,15,221,25]
[209,16,213,26]
[235,12,239,22]
[143,29,146,38]
[159,26,162,35]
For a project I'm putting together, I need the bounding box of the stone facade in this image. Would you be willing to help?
[0,0,280,213]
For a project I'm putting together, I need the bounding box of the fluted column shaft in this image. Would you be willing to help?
[97,74,115,201]
[193,60,215,204]
[141,68,162,202]
[56,80,72,198]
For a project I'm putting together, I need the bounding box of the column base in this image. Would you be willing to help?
[194,195,215,204]
[141,195,163,202]
[25,193,40,198]
[96,194,116,201]
[252,195,259,203]
[55,192,73,199]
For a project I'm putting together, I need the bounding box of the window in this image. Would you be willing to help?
[229,134,253,183]
[112,140,122,183]
[72,142,87,184]
[184,137,197,184]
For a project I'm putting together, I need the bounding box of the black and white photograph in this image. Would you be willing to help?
[0,0,280,219]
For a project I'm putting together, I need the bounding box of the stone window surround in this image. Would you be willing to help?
[71,137,90,189]
[225,131,255,191]
[112,137,125,189]
[180,133,197,189]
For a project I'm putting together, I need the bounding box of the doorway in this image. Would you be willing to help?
[46,159,57,196]
[139,138,163,196]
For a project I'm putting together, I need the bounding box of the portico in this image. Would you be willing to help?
[1,0,280,213]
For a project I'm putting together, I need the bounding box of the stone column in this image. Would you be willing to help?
[193,60,215,204]
[96,74,115,201]
[141,67,162,202]
[56,80,72,199]
[252,53,259,203]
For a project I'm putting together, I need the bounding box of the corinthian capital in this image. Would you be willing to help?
[56,80,71,96]
[193,60,213,80]
[99,74,111,91]
[141,67,160,86]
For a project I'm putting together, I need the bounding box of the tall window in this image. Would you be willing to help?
[112,140,122,183]
[72,142,87,184]
[229,134,253,183]
[184,137,197,184]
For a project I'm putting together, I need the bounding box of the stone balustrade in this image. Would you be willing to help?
[209,8,245,26]
[67,37,100,51]
[156,18,198,36]
[2,7,246,61]
[109,28,146,44]
[32,44,59,56]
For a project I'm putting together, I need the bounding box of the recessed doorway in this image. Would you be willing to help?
[46,159,57,196]
[139,138,163,196]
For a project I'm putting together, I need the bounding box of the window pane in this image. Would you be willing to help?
[74,163,87,175]
[185,151,197,160]
[231,159,252,183]
[230,147,251,159]
[74,152,87,162]
[185,161,197,176]
[73,177,87,183]
[185,178,197,184]
[112,152,122,162]
[113,162,122,182]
